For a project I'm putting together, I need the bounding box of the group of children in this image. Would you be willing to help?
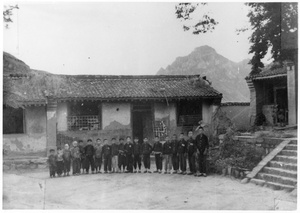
[47,127,209,178]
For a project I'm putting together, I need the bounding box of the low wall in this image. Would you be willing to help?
[3,133,47,157]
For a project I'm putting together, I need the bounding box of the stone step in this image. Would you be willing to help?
[262,167,297,179]
[257,173,297,186]
[273,155,297,164]
[284,144,297,150]
[265,181,295,191]
[250,178,295,191]
[269,161,297,171]
[280,150,297,157]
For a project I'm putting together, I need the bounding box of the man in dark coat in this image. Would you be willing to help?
[195,127,209,177]
[102,139,112,173]
[162,136,173,174]
[118,138,126,172]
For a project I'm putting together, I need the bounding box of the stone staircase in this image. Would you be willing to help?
[250,140,297,191]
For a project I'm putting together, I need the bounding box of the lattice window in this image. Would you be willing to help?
[67,115,100,131]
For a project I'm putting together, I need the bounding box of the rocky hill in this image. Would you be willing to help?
[157,46,251,102]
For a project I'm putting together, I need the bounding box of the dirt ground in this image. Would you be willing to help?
[2,168,297,210]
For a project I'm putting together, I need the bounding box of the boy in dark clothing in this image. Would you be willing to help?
[124,136,134,173]
[195,127,209,177]
[111,138,120,173]
[142,137,153,173]
[56,147,64,177]
[78,140,86,174]
[94,138,103,173]
[152,136,163,173]
[177,133,187,175]
[47,149,57,178]
[118,138,126,172]
[102,139,112,173]
[162,136,173,174]
[133,136,142,173]
[63,143,71,176]
[84,139,95,174]
[71,141,81,175]
[171,134,179,174]
[187,131,196,175]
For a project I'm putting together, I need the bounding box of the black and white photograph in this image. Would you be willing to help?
[2,0,298,210]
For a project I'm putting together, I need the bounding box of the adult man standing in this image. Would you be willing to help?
[195,127,209,177]
[187,130,196,175]
[171,134,179,174]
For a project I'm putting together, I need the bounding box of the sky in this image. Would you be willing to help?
[3,1,256,75]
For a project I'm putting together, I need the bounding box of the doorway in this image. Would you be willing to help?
[132,103,153,142]
[275,87,288,123]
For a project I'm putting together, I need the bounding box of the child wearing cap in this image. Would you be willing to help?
[47,149,57,178]
[63,143,71,176]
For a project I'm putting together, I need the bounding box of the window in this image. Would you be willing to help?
[67,101,102,131]
[3,105,24,134]
[177,100,202,126]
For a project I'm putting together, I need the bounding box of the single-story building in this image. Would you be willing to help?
[3,52,222,157]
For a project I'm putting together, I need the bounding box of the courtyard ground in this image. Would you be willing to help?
[3,168,297,210]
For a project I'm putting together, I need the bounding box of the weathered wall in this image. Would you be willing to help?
[202,101,213,124]
[3,106,47,157]
[57,102,68,131]
[102,103,131,130]
[221,104,250,131]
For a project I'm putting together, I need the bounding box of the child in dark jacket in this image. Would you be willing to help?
[118,138,126,172]
[63,143,71,176]
[124,136,134,173]
[152,136,163,173]
[142,137,153,173]
[102,139,112,173]
[56,147,64,177]
[177,133,187,175]
[47,149,57,178]
[84,139,95,174]
[162,136,173,174]
[133,136,142,173]
[71,141,81,175]
[94,138,103,173]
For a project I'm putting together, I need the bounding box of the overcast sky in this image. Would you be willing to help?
[3,1,257,75]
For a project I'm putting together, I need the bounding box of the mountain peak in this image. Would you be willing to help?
[193,45,216,53]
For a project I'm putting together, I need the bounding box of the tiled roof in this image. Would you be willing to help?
[4,74,222,105]
[245,67,287,80]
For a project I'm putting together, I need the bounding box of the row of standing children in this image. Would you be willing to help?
[47,127,208,178]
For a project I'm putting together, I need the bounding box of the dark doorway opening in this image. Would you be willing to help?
[275,87,288,124]
[132,103,153,142]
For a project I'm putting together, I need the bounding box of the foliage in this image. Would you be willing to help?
[245,3,298,74]
[254,112,266,126]
[212,130,265,171]
[3,4,19,28]
[175,3,218,34]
